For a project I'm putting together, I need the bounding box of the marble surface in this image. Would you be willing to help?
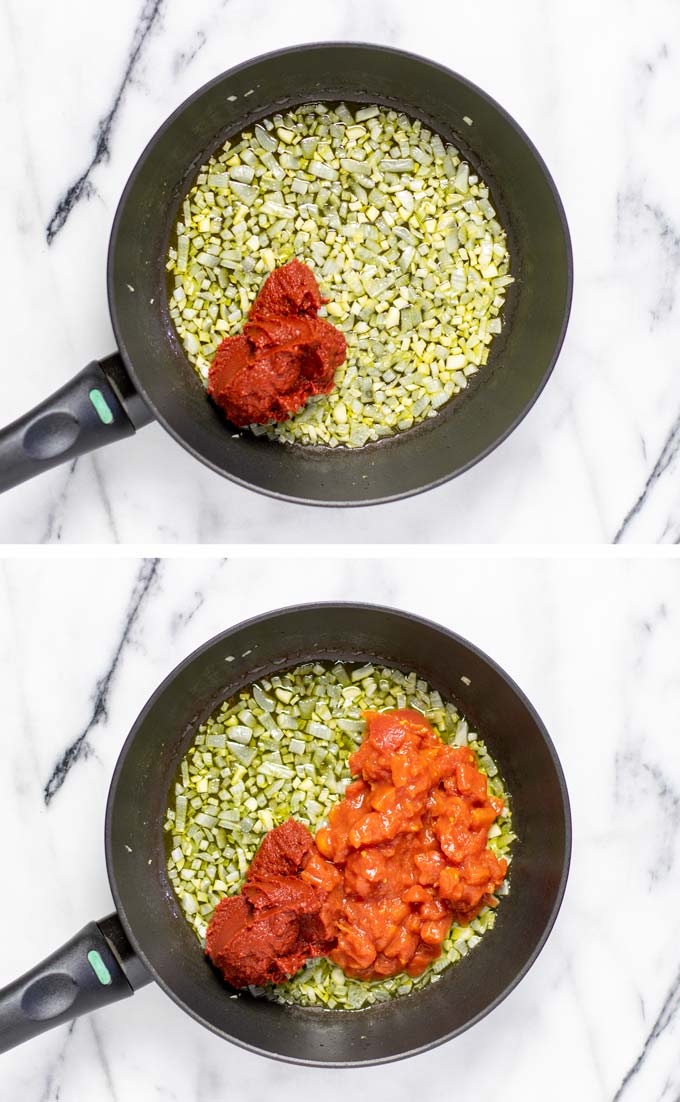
[1,0,680,543]
[1,555,679,1099]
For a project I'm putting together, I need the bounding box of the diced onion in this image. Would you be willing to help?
[166,102,513,449]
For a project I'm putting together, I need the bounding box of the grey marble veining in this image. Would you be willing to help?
[1,0,679,542]
[1,556,679,1098]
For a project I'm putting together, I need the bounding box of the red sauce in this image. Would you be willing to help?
[207,259,346,427]
[205,709,507,987]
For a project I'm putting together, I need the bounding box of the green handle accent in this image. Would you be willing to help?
[89,388,114,425]
[87,950,112,986]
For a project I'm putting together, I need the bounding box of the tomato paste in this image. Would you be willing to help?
[206,710,507,988]
[208,259,347,427]
[204,818,335,988]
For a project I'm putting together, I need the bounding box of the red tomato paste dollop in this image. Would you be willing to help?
[207,259,347,427]
[205,709,507,987]
[205,818,335,988]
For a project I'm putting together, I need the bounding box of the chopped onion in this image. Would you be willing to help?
[379,157,414,172]
[309,160,339,181]
[340,157,372,176]
[229,164,255,184]
[166,102,513,449]
[254,124,276,152]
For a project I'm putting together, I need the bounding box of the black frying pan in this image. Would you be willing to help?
[0,603,570,1065]
[0,43,572,507]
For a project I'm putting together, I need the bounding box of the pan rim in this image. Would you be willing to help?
[104,600,572,1066]
[106,40,574,508]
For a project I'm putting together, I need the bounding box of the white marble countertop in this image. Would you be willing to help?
[1,0,679,543]
[0,554,679,1098]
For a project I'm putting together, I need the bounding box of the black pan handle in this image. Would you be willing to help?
[0,353,153,494]
[0,913,151,1054]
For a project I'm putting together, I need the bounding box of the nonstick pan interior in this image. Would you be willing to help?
[108,43,572,505]
[105,604,571,1066]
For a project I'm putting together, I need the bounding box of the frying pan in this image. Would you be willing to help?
[0,603,570,1065]
[0,42,572,507]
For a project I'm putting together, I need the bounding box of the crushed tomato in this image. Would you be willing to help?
[310,709,507,979]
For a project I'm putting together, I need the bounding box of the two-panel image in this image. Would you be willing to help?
[1,5,678,1101]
